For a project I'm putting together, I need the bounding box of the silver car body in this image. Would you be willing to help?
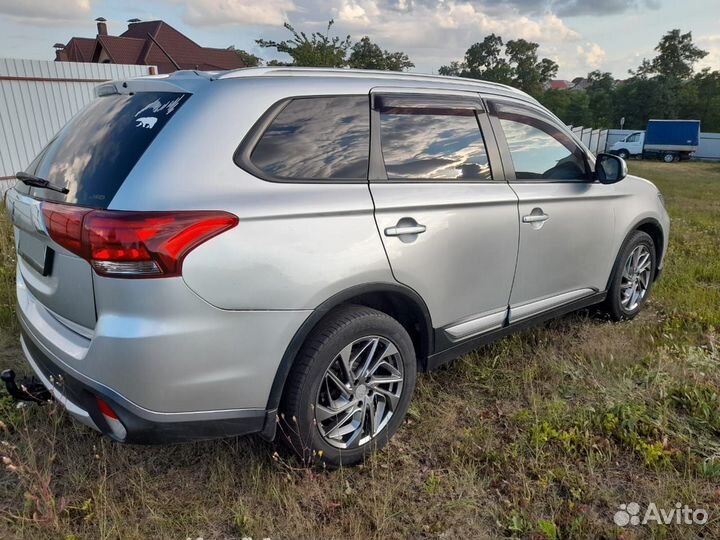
[6,68,669,442]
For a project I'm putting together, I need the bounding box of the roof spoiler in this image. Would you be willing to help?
[95,71,213,98]
[96,83,119,97]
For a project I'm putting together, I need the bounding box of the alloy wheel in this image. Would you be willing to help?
[315,336,404,449]
[620,244,652,311]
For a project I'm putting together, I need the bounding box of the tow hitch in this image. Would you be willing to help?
[1,369,52,403]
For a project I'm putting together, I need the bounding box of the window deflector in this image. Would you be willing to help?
[369,87,499,182]
[370,86,486,113]
[487,98,593,182]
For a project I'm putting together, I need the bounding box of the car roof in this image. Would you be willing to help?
[118,67,539,106]
[128,66,539,105]
[212,67,537,103]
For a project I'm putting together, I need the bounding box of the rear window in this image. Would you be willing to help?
[23,92,189,208]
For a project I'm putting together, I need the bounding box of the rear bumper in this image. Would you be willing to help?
[20,329,99,431]
[19,325,268,444]
[17,271,311,413]
[16,269,311,444]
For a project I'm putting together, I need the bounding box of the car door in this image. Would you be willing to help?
[486,98,616,323]
[369,88,519,344]
[625,132,643,155]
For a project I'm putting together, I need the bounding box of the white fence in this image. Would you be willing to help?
[697,132,720,159]
[0,58,155,192]
[569,126,609,156]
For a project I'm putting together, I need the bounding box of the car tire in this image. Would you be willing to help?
[604,230,656,321]
[617,149,629,160]
[663,152,676,163]
[279,304,416,467]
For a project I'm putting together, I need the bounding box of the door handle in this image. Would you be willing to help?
[384,224,427,236]
[522,214,549,223]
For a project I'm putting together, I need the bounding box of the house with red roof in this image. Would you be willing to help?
[54,18,246,74]
[545,79,574,90]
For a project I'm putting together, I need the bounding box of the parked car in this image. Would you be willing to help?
[5,68,669,466]
[610,119,701,162]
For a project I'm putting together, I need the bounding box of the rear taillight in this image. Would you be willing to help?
[42,203,238,278]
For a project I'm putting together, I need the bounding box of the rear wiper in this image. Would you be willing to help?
[16,171,69,194]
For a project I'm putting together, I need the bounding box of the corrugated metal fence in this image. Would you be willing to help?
[1,58,154,192]
[569,126,609,156]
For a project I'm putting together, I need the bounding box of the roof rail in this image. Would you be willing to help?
[213,67,529,98]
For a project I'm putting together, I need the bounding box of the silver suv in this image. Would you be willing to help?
[6,68,669,466]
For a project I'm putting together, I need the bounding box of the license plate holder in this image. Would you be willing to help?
[18,233,55,276]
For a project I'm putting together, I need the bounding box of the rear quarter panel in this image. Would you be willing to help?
[109,78,395,310]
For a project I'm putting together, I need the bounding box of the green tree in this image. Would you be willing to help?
[463,34,513,84]
[585,70,616,128]
[613,77,666,128]
[256,20,351,68]
[538,28,718,131]
[437,61,463,77]
[438,34,512,83]
[692,69,720,131]
[630,29,708,119]
[636,29,708,80]
[505,38,558,96]
[226,46,261,67]
[347,36,414,71]
[439,34,557,96]
[675,68,720,131]
[539,89,591,126]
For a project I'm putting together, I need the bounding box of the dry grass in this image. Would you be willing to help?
[1,161,720,539]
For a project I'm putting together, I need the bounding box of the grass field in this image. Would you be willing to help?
[1,161,719,539]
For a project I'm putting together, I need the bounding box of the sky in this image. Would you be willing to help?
[0,0,719,79]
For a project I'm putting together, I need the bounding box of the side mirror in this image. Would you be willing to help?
[595,153,627,184]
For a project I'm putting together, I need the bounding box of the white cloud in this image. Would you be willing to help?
[330,1,581,73]
[0,0,92,21]
[176,0,297,27]
[335,2,579,44]
[337,0,381,24]
[697,35,720,71]
[435,7,580,42]
[576,43,607,69]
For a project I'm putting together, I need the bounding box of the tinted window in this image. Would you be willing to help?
[379,106,492,180]
[251,96,369,180]
[492,102,589,181]
[29,92,189,208]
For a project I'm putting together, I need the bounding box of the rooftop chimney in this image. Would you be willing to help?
[95,17,108,36]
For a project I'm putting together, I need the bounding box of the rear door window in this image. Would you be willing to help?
[25,92,189,208]
[376,97,492,181]
[250,96,370,180]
